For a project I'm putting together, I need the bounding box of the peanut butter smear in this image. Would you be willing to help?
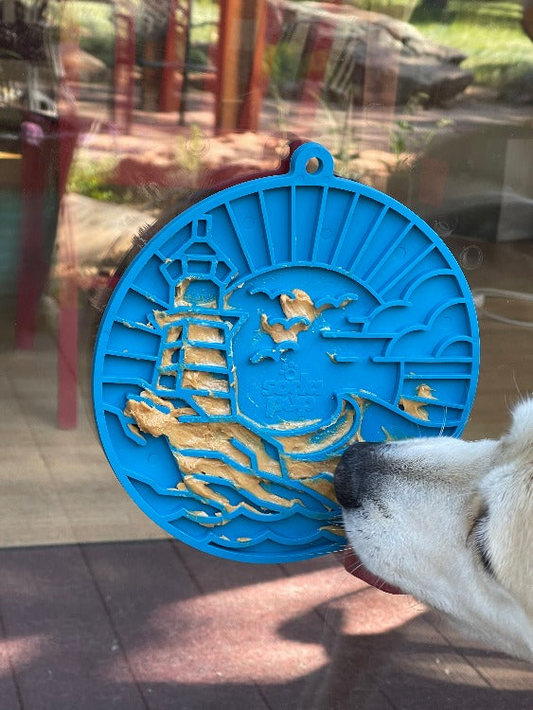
[125,391,338,516]
[125,382,437,523]
[260,314,308,343]
[280,289,333,322]
[399,384,437,421]
[182,370,230,393]
[260,288,334,343]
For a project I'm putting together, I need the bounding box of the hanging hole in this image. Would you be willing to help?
[305,157,322,174]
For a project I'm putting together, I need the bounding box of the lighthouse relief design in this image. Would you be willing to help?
[93,143,479,562]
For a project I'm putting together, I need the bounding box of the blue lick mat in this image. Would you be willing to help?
[93,143,479,563]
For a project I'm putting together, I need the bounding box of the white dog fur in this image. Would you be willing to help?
[334,398,533,662]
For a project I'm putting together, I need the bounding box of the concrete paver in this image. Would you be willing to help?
[0,544,146,710]
[0,539,530,709]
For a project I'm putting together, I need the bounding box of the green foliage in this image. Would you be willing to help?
[345,0,419,21]
[60,0,219,69]
[187,44,210,69]
[174,124,206,178]
[62,1,115,67]
[390,93,454,157]
[191,0,219,45]
[270,41,303,86]
[68,158,133,204]
[411,0,533,91]
[412,0,524,27]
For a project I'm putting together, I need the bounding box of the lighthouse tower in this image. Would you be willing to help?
[153,217,244,419]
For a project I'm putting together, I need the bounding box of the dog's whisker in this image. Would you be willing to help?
[438,405,449,438]
[344,561,365,576]
[511,370,524,402]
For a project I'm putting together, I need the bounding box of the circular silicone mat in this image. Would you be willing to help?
[93,142,479,563]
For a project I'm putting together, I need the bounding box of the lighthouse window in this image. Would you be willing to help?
[182,371,230,393]
[158,374,177,391]
[187,324,225,344]
[184,347,227,368]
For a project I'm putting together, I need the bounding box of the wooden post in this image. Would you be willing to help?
[215,0,242,132]
[140,0,191,113]
[140,0,169,111]
[215,0,267,133]
[159,0,191,113]
[238,0,267,132]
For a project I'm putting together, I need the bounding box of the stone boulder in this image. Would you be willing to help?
[269,0,473,105]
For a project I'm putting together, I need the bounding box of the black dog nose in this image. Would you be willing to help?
[334,442,382,509]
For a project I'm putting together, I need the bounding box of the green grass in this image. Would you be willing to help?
[191,0,219,45]
[347,0,419,20]
[67,157,134,204]
[411,0,533,90]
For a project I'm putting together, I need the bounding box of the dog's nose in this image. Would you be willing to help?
[334,442,382,509]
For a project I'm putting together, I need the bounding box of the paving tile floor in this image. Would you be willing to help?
[0,540,532,710]
[0,236,532,708]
